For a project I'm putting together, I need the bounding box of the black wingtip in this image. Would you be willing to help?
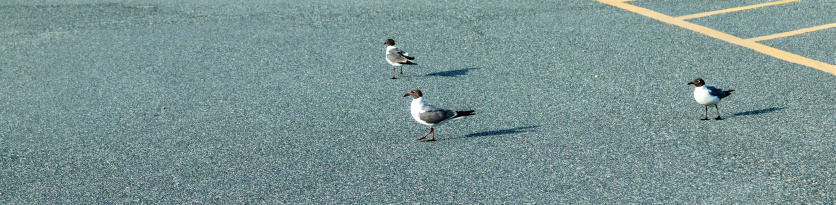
[405,56,415,60]
[719,90,735,99]
[403,61,417,65]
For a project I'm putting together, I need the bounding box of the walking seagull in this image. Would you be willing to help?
[687,78,734,120]
[384,39,416,79]
[402,89,474,141]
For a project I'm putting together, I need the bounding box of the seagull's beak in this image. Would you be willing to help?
[402,93,410,98]
[687,82,694,85]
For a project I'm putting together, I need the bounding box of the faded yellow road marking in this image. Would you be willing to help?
[597,0,836,75]
[675,0,800,20]
[749,22,836,41]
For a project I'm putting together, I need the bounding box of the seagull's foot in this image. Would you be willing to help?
[425,139,436,142]
[391,77,397,79]
[417,136,426,140]
[715,117,723,120]
[700,118,710,120]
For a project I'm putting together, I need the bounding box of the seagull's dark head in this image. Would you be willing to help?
[384,39,395,46]
[687,78,705,87]
[402,89,423,99]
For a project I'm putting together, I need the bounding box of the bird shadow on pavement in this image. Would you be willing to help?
[732,107,784,116]
[426,67,480,77]
[441,126,538,141]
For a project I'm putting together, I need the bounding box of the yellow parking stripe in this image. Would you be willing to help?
[597,0,836,75]
[675,0,801,20]
[749,22,836,41]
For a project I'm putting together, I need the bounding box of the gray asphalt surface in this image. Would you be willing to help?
[687,0,836,39]
[1,0,834,203]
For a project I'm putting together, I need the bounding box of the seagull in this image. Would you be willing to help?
[402,89,474,141]
[687,78,734,120]
[384,39,416,79]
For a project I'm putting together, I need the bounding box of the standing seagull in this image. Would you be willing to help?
[687,78,735,120]
[385,39,416,79]
[402,89,474,141]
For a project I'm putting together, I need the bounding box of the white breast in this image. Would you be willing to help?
[410,98,432,126]
[693,86,720,106]
[385,46,400,66]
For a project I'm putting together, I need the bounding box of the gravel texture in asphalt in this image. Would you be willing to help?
[1,0,834,203]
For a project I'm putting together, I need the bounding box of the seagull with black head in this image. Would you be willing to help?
[688,78,735,120]
[384,39,416,79]
[402,89,474,141]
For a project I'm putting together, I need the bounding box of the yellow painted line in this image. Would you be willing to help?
[675,0,801,20]
[749,22,836,41]
[597,0,836,75]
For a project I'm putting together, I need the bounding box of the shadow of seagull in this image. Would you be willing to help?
[426,67,480,77]
[441,126,538,141]
[733,107,785,116]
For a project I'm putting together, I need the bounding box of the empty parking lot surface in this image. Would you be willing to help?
[1,0,834,203]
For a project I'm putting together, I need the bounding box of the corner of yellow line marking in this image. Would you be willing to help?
[597,0,836,76]
[598,0,634,3]
[675,0,800,20]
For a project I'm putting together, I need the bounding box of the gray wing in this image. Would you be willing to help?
[386,48,412,63]
[418,105,457,124]
[704,86,730,98]
[387,53,410,63]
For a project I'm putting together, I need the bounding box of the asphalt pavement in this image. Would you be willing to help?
[1,0,834,203]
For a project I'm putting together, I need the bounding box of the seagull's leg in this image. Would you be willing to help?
[418,128,432,140]
[427,128,436,141]
[399,67,403,75]
[701,106,709,120]
[391,66,397,79]
[714,105,723,120]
